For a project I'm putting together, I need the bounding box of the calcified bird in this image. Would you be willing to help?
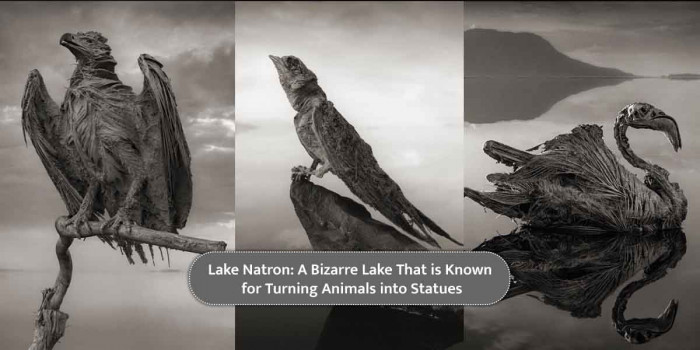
[270,55,461,248]
[474,228,685,344]
[22,31,192,263]
[464,103,686,232]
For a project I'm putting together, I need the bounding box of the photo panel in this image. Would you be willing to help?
[464,2,698,348]
[0,2,235,349]
[235,1,464,349]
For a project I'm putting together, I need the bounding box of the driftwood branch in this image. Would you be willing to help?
[28,217,227,350]
[54,216,227,254]
[28,236,73,350]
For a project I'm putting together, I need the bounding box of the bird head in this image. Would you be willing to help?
[617,299,679,344]
[269,55,318,96]
[618,102,681,151]
[60,31,114,66]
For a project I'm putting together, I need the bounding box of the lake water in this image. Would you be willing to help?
[0,270,236,349]
[0,221,235,349]
[464,78,700,349]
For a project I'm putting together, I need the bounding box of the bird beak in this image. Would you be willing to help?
[651,113,682,152]
[60,33,86,59]
[59,33,75,48]
[269,55,286,74]
[619,299,679,344]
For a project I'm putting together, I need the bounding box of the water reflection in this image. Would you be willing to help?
[473,228,686,344]
[290,179,426,251]
[291,178,464,349]
[465,77,629,123]
[316,306,463,350]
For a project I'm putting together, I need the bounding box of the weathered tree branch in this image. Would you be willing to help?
[28,236,73,350]
[54,216,227,254]
[28,217,227,350]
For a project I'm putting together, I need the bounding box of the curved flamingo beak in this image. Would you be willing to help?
[651,114,682,152]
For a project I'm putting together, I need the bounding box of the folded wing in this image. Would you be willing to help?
[22,69,83,215]
[137,54,192,232]
[313,101,461,247]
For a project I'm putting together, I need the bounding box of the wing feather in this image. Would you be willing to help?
[312,101,461,247]
[137,54,192,229]
[21,70,82,215]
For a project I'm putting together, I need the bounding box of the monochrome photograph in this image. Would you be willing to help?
[0,2,235,349]
[235,1,464,349]
[463,2,699,348]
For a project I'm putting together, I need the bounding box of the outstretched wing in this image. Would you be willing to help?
[312,101,461,247]
[22,70,83,215]
[137,54,192,230]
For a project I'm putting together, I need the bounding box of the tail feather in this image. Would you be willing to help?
[483,140,534,168]
[381,198,462,249]
[417,209,463,246]
[464,187,527,219]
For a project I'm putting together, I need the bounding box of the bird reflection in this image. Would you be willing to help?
[474,228,686,344]
[289,178,463,349]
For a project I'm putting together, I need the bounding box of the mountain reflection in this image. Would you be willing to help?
[465,77,629,123]
[474,228,686,344]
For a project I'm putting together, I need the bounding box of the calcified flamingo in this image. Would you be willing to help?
[464,103,686,232]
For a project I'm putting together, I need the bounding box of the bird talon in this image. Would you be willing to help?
[291,166,311,182]
[65,212,91,237]
[102,210,134,234]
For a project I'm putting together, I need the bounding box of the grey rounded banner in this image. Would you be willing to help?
[189,251,510,306]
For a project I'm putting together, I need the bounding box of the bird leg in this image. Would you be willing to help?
[101,144,146,233]
[102,174,145,233]
[65,181,98,237]
[291,159,319,182]
[312,162,332,178]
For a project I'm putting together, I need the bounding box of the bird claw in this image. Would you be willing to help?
[291,165,312,182]
[101,209,134,234]
[65,211,91,237]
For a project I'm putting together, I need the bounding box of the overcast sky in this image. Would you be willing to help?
[465,1,700,76]
[235,1,463,250]
[0,2,235,349]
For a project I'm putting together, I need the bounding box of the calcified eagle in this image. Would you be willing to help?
[21,31,192,263]
[269,55,461,248]
[464,103,686,232]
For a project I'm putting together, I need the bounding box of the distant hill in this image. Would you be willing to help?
[663,73,700,80]
[465,29,633,77]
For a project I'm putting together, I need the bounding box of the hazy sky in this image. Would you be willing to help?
[235,1,463,250]
[465,2,700,76]
[0,2,235,349]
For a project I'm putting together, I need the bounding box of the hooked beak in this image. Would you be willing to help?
[651,114,682,152]
[60,33,86,59]
[628,109,682,152]
[60,33,75,48]
[622,299,679,344]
